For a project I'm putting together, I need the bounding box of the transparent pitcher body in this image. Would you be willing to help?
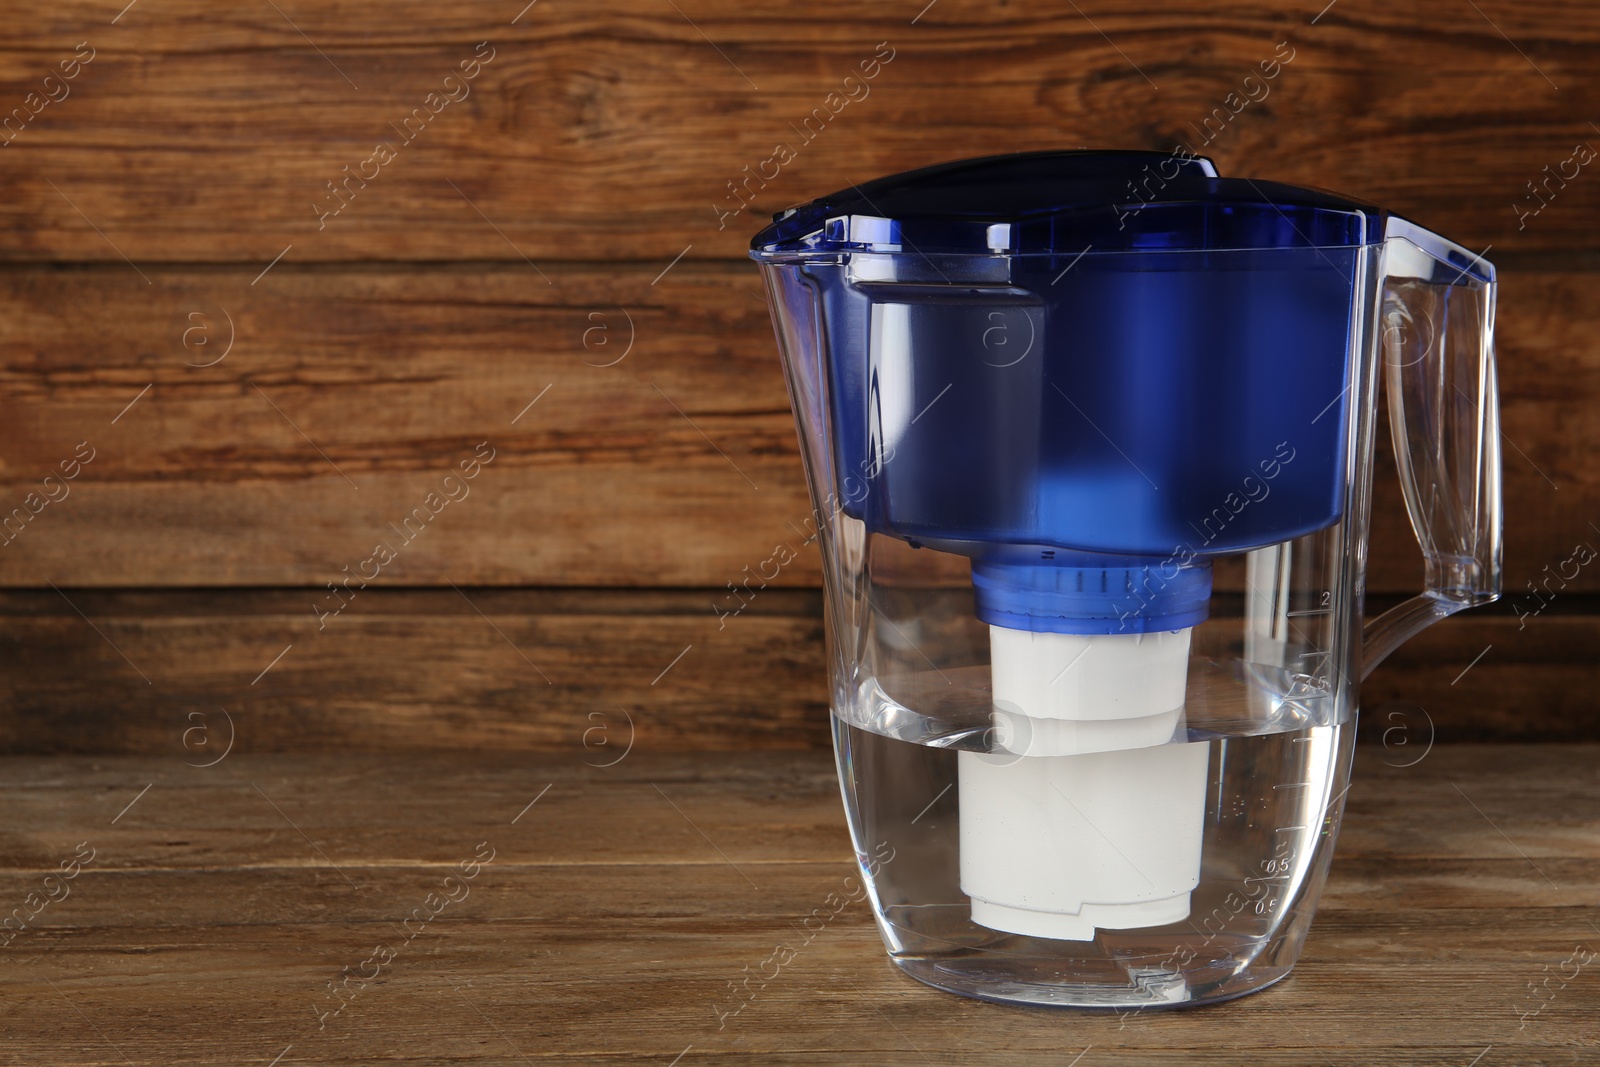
[756,217,1498,1008]
[828,534,1366,1008]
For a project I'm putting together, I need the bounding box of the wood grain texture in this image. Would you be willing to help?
[1,0,1597,751]
[0,2,1596,263]
[0,589,828,755]
[0,589,1588,754]
[0,746,1594,1065]
[0,265,1593,593]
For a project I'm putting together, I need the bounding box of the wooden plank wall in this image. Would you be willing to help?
[0,0,1596,752]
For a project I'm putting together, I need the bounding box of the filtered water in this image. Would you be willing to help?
[833,709,1353,1008]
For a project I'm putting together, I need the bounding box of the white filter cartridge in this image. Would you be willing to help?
[960,626,1210,941]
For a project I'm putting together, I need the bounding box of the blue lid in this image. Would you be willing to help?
[750,150,1385,256]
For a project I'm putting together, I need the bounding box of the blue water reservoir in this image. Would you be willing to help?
[752,152,1385,633]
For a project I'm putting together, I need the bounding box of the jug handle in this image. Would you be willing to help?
[1361,219,1503,679]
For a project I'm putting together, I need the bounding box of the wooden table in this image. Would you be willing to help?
[1,745,1595,1066]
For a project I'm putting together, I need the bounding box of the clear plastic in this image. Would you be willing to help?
[1363,221,1502,675]
[756,225,1500,1009]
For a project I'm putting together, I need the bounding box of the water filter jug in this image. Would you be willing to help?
[750,151,1501,1007]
